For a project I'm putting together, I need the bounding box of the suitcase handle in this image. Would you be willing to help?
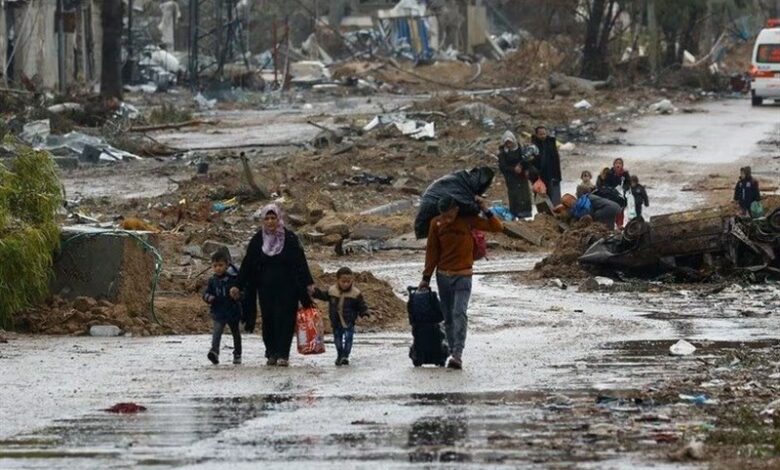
[407,286,430,295]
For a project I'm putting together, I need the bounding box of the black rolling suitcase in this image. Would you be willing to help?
[407,287,449,367]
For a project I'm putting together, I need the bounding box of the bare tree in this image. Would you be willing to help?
[101,0,123,99]
[580,0,625,79]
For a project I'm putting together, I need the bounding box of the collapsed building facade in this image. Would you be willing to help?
[0,0,104,90]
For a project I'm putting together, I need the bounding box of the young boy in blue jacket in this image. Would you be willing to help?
[203,251,242,365]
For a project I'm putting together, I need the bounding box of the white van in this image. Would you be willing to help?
[751,20,780,106]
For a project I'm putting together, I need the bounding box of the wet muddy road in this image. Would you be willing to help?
[10,96,779,467]
[564,97,780,217]
[2,253,780,469]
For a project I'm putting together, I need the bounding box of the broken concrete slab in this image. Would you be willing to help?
[350,224,395,241]
[381,233,427,251]
[549,73,610,96]
[315,214,350,237]
[360,199,417,216]
[89,325,123,337]
[51,226,158,317]
[503,221,544,246]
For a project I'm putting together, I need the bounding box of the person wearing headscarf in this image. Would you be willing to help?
[498,131,532,219]
[237,203,315,367]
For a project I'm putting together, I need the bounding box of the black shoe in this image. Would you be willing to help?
[341,357,350,366]
[266,357,277,366]
[233,355,242,365]
[207,350,219,365]
[335,356,343,366]
[447,357,462,370]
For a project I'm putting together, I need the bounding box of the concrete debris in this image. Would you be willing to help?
[669,339,697,356]
[47,103,84,114]
[290,61,332,84]
[669,441,706,462]
[649,99,677,114]
[364,113,435,140]
[454,103,511,126]
[90,325,123,337]
[360,199,418,216]
[19,120,51,146]
[574,100,592,110]
[42,131,141,162]
[315,214,350,237]
[549,73,610,96]
[194,93,217,110]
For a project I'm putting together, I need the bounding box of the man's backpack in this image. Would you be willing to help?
[472,229,488,261]
[572,195,593,219]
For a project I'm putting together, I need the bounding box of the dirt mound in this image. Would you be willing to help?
[16,296,174,336]
[531,219,614,279]
[483,40,570,86]
[315,270,407,332]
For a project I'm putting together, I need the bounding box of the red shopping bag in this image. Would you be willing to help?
[296,306,326,355]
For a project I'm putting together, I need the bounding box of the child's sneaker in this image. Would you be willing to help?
[340,357,350,366]
[233,355,242,365]
[207,350,219,365]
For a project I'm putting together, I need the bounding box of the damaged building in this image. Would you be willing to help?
[1,0,104,90]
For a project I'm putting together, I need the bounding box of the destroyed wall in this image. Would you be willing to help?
[50,229,157,318]
[6,0,102,89]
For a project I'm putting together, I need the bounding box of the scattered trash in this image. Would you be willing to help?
[544,394,574,411]
[342,172,393,186]
[90,325,123,337]
[194,93,217,110]
[42,131,141,162]
[212,197,239,213]
[574,100,592,110]
[363,113,435,140]
[679,394,718,406]
[47,103,84,114]
[549,278,567,290]
[669,339,697,356]
[761,398,780,416]
[104,403,147,414]
[649,99,677,114]
[669,440,705,461]
[19,120,51,146]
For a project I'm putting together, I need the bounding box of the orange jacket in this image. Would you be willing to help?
[423,213,503,281]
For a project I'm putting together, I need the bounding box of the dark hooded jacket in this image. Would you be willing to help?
[312,284,369,329]
[530,135,561,185]
[414,166,495,239]
[734,167,761,212]
[203,264,241,322]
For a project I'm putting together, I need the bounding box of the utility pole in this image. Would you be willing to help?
[126,0,135,82]
[647,0,658,78]
[57,0,66,92]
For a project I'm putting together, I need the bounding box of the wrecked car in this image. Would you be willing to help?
[579,207,780,278]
